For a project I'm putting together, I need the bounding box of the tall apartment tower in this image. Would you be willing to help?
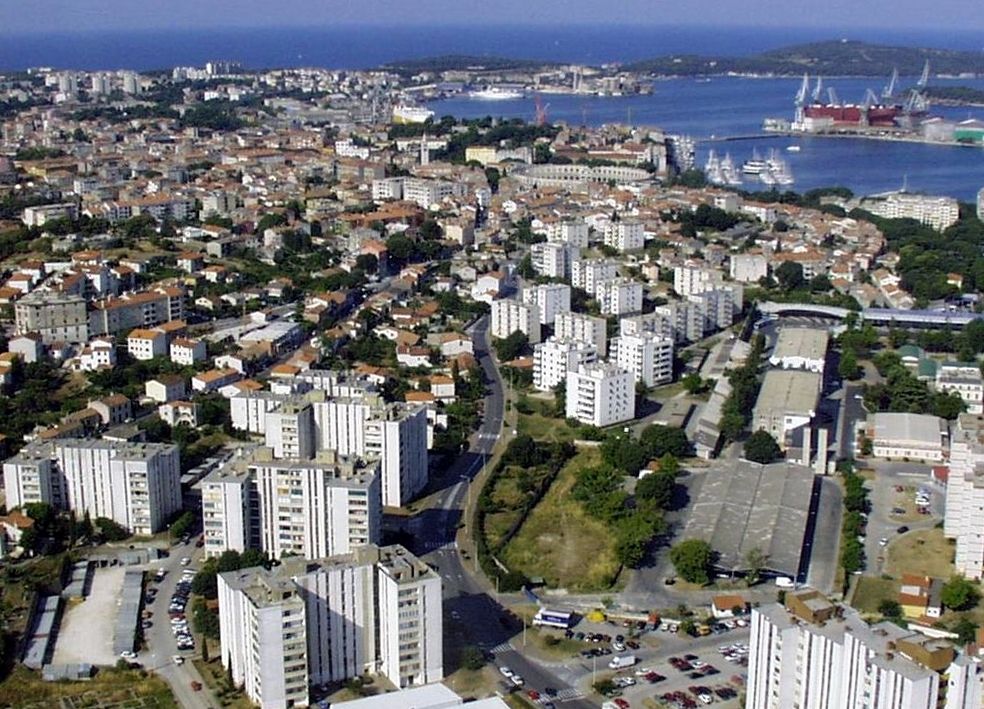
[218,545,442,708]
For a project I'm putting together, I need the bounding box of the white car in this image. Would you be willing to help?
[510,675,524,687]
[180,557,192,566]
[498,666,514,678]
[120,650,137,660]
[634,667,653,676]
[879,538,889,547]
[172,655,185,665]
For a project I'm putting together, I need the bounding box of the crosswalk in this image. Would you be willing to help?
[489,642,513,654]
[555,688,584,702]
[418,540,456,553]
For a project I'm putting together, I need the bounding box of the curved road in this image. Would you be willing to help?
[409,315,594,708]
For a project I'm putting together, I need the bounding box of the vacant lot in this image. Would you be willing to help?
[0,666,176,708]
[851,576,899,615]
[53,565,124,666]
[501,449,620,591]
[885,528,955,579]
[515,397,577,443]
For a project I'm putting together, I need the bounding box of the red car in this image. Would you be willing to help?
[613,699,630,709]
[527,690,540,701]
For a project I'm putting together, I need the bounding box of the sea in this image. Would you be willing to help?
[2,23,984,201]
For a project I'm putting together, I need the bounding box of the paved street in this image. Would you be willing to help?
[140,542,214,709]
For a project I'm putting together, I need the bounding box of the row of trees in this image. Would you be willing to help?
[720,334,766,442]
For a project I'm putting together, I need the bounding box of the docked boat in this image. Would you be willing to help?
[468,87,524,100]
[721,154,742,186]
[392,104,435,124]
[704,150,724,185]
[786,145,801,152]
[742,150,768,175]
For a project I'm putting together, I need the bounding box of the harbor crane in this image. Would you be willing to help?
[534,94,549,126]
[882,67,899,99]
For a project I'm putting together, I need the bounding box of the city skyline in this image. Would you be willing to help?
[1,0,982,34]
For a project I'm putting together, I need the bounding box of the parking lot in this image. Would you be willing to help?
[494,616,749,708]
[52,566,125,666]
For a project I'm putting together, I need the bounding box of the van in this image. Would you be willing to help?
[608,655,637,670]
[775,577,795,589]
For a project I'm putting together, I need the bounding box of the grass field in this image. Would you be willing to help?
[885,528,955,579]
[0,666,177,708]
[194,658,253,708]
[851,576,899,615]
[515,396,578,443]
[500,449,621,591]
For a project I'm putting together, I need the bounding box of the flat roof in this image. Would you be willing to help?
[771,327,829,362]
[682,460,817,576]
[871,412,945,446]
[753,370,821,417]
[331,684,462,709]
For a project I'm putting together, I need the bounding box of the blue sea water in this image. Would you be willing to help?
[431,76,984,201]
[1,24,983,200]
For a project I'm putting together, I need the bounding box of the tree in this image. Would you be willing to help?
[355,253,378,274]
[775,261,804,291]
[639,424,691,459]
[669,539,714,585]
[954,618,979,645]
[95,517,129,542]
[942,576,981,611]
[460,645,486,671]
[201,635,209,662]
[493,331,528,362]
[745,547,768,586]
[635,471,675,510]
[878,599,903,618]
[385,234,413,262]
[682,373,706,395]
[600,434,649,475]
[839,347,860,380]
[744,430,782,464]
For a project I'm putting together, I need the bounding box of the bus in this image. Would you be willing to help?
[532,609,574,629]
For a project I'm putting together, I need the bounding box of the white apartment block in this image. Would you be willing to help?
[218,545,442,708]
[863,192,960,231]
[3,439,180,535]
[690,285,743,333]
[674,264,717,297]
[596,278,643,316]
[731,253,769,283]
[603,221,645,252]
[265,401,317,460]
[655,300,705,343]
[372,177,466,209]
[977,187,984,221]
[565,362,635,427]
[533,338,598,392]
[748,588,982,709]
[944,415,984,579]
[611,332,674,387]
[554,311,608,357]
[490,298,541,344]
[201,468,256,558]
[544,220,589,248]
[170,337,206,366]
[530,241,578,280]
[619,312,676,342]
[522,283,571,325]
[571,259,618,296]
[936,363,984,415]
[252,450,381,561]
[127,329,167,361]
[231,391,428,508]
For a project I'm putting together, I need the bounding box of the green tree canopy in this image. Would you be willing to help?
[669,539,715,585]
[744,430,782,464]
[942,576,981,611]
[775,261,805,291]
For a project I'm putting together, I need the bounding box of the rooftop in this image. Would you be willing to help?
[753,369,821,417]
[681,460,817,576]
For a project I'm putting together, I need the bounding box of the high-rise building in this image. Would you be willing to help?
[945,414,984,579]
[201,467,257,557]
[490,298,541,344]
[565,362,635,427]
[3,439,181,535]
[530,242,577,280]
[544,220,589,248]
[603,221,645,252]
[265,401,316,460]
[14,292,90,344]
[596,278,643,316]
[610,332,674,387]
[977,187,984,221]
[219,545,442,708]
[251,450,380,560]
[570,259,618,295]
[522,283,571,325]
[673,264,717,297]
[533,338,598,392]
[554,311,608,356]
[748,587,983,709]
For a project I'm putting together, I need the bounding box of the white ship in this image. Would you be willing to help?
[468,86,524,100]
[704,150,724,185]
[392,104,435,124]
[742,149,768,175]
[765,150,795,186]
[721,153,742,186]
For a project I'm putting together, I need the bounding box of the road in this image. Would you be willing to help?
[140,542,215,709]
[408,315,594,708]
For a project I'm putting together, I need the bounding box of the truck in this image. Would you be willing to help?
[608,655,637,670]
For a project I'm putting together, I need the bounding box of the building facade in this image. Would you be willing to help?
[565,362,635,427]
[611,332,674,387]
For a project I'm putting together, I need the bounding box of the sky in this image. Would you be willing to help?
[1,0,981,34]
